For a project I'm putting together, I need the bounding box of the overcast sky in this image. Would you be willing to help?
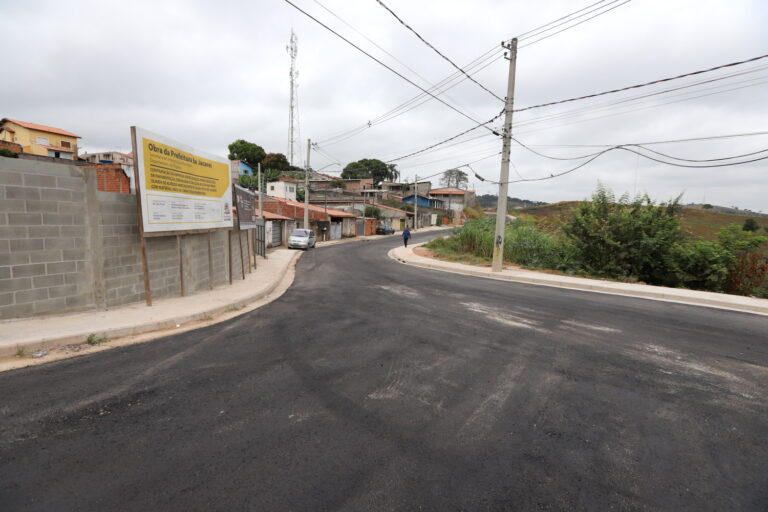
[3,0,766,211]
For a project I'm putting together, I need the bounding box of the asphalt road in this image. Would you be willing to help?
[2,230,767,511]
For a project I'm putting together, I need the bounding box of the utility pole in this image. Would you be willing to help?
[491,38,518,273]
[287,30,299,166]
[257,163,263,218]
[304,138,310,229]
[413,174,418,230]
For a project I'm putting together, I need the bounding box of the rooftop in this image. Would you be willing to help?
[1,118,80,138]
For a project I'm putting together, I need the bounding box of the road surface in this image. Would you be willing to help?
[2,230,767,511]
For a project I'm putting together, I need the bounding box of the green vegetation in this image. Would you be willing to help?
[227,139,266,167]
[440,168,468,188]
[15,345,26,357]
[381,198,413,212]
[341,158,399,183]
[743,218,759,232]
[427,184,768,297]
[0,148,19,158]
[86,333,108,345]
[364,206,382,220]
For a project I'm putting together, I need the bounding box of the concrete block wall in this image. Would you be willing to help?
[0,157,254,320]
[0,159,94,319]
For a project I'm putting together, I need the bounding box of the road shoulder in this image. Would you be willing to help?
[390,243,768,316]
[0,249,302,370]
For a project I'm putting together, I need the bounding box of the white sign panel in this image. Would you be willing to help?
[133,127,233,233]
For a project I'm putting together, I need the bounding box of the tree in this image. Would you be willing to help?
[364,206,382,220]
[341,158,399,184]
[262,153,289,173]
[227,139,266,167]
[441,168,468,189]
[330,178,346,189]
[743,218,759,232]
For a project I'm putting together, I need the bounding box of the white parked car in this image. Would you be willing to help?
[288,229,316,250]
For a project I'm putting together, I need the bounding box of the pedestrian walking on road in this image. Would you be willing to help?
[402,228,411,248]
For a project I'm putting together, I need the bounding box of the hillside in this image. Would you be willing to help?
[515,202,768,241]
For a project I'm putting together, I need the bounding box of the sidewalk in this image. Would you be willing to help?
[0,249,301,361]
[390,243,768,316]
[315,225,449,247]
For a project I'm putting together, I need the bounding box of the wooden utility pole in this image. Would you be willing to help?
[491,38,518,272]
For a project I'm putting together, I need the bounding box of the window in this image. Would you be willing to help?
[60,141,71,148]
[36,136,49,145]
[270,185,275,191]
[288,186,294,192]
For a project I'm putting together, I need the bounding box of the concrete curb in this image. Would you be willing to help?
[0,251,303,359]
[389,244,768,316]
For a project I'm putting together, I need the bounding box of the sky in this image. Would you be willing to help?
[2,0,767,211]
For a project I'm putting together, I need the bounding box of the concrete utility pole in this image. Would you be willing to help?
[491,38,518,273]
[304,138,310,229]
[257,163,263,218]
[413,174,418,230]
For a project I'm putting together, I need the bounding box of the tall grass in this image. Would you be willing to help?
[429,218,574,270]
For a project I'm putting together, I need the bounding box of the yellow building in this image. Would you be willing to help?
[0,118,80,160]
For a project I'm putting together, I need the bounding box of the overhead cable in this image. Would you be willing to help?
[283,0,491,129]
[373,0,503,102]
[386,110,504,163]
[513,52,768,113]
[517,0,632,49]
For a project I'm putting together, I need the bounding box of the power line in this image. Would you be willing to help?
[471,139,768,185]
[517,0,632,49]
[386,110,504,163]
[283,0,490,129]
[311,0,487,121]
[373,0,503,102]
[513,52,768,113]
[512,64,768,130]
[319,50,501,146]
[516,0,609,39]
[514,77,768,138]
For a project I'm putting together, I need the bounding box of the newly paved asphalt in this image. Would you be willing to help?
[2,230,767,511]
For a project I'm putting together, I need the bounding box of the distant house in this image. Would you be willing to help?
[81,151,133,166]
[262,196,357,239]
[402,194,444,209]
[429,188,475,218]
[267,178,298,201]
[0,118,80,159]
[230,160,253,184]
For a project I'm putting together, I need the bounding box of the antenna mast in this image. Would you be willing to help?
[287,30,299,166]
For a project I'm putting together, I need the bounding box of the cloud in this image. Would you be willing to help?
[2,0,766,211]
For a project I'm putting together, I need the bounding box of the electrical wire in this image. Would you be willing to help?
[518,0,621,43]
[514,52,768,113]
[311,0,487,122]
[386,110,504,163]
[517,0,632,49]
[283,0,492,130]
[373,0,503,102]
[316,48,503,146]
[516,0,609,39]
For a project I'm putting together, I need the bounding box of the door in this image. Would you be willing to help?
[272,221,282,246]
[331,221,342,240]
[254,218,266,257]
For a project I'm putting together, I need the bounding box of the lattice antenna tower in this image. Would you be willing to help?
[287,30,299,166]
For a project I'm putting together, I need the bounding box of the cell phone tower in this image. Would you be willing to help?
[287,30,299,166]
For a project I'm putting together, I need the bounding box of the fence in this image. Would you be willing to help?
[0,157,251,320]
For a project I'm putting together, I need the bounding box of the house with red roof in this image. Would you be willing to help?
[0,118,80,160]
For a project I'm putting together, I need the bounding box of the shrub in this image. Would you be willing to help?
[562,184,683,285]
[0,148,19,158]
[673,241,731,291]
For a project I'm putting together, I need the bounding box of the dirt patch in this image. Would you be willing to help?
[414,246,436,258]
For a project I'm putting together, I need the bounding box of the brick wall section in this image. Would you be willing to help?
[0,157,252,319]
[0,141,22,154]
[85,164,130,194]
